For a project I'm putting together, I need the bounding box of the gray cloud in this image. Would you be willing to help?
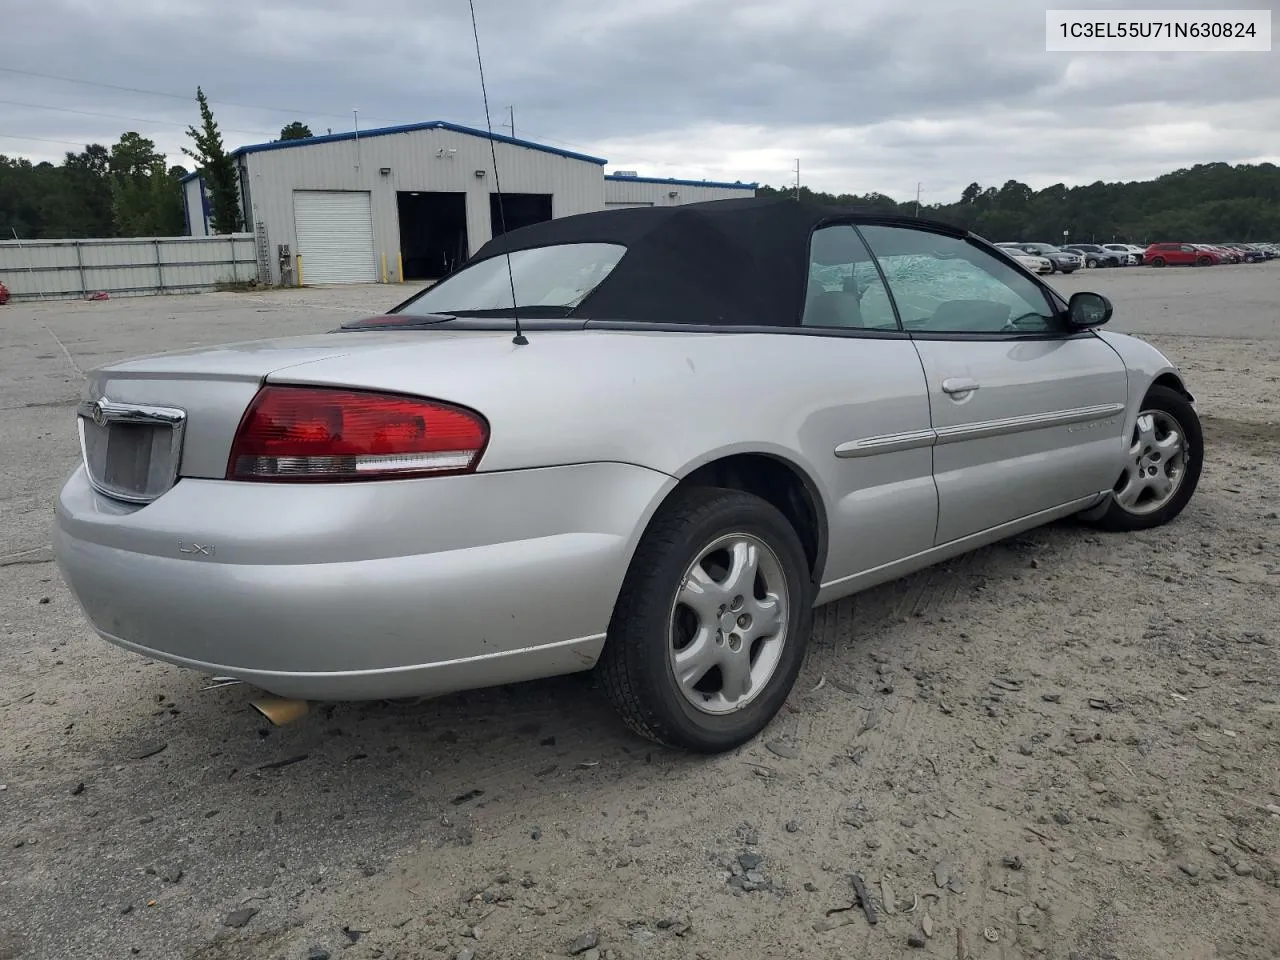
[2,0,1276,202]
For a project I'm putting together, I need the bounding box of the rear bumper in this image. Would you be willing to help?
[53,462,675,700]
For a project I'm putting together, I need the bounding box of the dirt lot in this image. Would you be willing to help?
[1,265,1278,960]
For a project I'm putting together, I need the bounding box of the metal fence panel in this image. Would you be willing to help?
[0,234,258,301]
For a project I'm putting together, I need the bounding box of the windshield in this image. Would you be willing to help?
[396,242,627,316]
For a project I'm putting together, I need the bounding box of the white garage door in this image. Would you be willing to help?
[605,201,654,208]
[293,190,376,284]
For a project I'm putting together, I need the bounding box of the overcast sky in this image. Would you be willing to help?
[2,0,1277,203]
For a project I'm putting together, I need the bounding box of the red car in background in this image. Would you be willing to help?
[1144,243,1221,267]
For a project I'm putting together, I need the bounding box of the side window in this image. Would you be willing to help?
[858,225,1060,335]
[802,225,899,330]
[1180,244,1196,253]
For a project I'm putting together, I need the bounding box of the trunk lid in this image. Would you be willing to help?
[78,329,504,501]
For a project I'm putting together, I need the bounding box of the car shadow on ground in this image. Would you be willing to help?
[73,515,1094,818]
[6,506,1212,958]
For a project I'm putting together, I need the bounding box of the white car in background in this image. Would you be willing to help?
[995,244,1054,274]
[1102,244,1141,265]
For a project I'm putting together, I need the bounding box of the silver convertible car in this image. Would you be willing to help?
[53,198,1202,753]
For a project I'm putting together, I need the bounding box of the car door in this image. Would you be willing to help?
[856,223,1129,546]
[794,223,939,593]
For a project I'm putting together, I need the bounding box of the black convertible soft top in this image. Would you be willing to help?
[467,196,969,327]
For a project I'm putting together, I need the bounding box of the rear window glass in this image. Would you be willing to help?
[396,243,626,316]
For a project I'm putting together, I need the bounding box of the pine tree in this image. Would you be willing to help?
[183,87,242,234]
[278,121,313,141]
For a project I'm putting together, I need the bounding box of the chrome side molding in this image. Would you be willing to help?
[835,402,1126,459]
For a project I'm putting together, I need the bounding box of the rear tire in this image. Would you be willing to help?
[598,487,813,753]
[1083,385,1203,533]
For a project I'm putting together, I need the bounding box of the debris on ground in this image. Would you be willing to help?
[850,873,878,925]
[765,739,800,759]
[567,930,600,955]
[222,907,258,929]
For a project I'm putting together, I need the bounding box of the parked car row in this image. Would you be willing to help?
[994,242,1083,273]
[997,239,1278,272]
[1144,242,1278,266]
[996,242,1144,270]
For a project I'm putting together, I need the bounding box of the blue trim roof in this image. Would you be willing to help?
[604,174,757,190]
[179,171,200,185]
[228,120,608,166]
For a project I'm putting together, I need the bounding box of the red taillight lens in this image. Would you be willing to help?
[227,385,488,482]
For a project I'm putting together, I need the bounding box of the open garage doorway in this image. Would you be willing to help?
[490,193,553,238]
[397,192,469,281]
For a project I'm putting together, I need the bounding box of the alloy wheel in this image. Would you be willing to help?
[1113,409,1188,515]
[667,533,789,715]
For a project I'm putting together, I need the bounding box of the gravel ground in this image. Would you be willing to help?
[1,265,1277,960]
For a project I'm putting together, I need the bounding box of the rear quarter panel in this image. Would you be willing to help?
[274,329,937,582]
[273,329,924,476]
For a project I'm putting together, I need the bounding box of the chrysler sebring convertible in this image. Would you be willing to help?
[53,198,1203,753]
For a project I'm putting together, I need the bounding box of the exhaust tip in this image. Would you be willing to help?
[250,697,311,726]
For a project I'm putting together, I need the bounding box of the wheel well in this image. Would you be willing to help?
[1151,372,1194,403]
[679,454,826,584]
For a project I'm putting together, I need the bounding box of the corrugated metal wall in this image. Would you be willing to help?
[243,127,606,285]
[604,178,757,206]
[183,177,211,237]
[0,235,257,301]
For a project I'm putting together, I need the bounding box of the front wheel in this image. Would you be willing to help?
[1197,256,1212,266]
[1084,385,1203,532]
[1086,257,1099,268]
[598,487,813,752]
[1151,257,1166,267]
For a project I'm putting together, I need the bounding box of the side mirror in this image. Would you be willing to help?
[1067,291,1112,328]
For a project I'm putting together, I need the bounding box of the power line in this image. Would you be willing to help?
[0,66,406,125]
[0,64,699,172]
[0,98,277,140]
[0,132,93,148]
[0,64,600,152]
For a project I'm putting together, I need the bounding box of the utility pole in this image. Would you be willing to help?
[914,182,922,217]
[794,159,801,201]
[507,106,515,139]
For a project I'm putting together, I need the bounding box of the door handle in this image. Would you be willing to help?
[941,377,980,396]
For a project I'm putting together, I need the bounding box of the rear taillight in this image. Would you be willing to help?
[227,385,488,482]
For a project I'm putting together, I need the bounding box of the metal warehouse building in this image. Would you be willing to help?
[603,172,758,208]
[182,121,756,287]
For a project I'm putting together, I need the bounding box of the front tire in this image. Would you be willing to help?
[1084,385,1203,532]
[1151,256,1166,267]
[598,487,813,753]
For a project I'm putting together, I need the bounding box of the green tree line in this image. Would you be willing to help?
[0,102,311,240]
[758,161,1280,243]
[4,111,1276,243]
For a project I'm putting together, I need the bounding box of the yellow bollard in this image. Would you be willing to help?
[380,252,388,284]
[295,254,304,287]
[397,252,404,284]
